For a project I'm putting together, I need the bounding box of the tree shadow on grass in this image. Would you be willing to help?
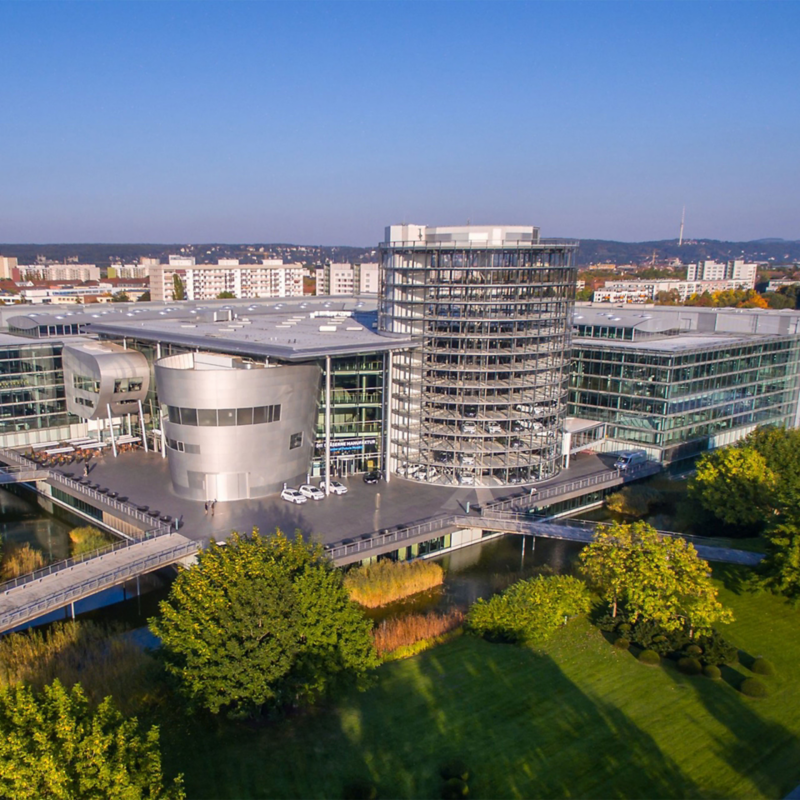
[336,637,702,799]
[711,563,753,596]
[662,656,800,798]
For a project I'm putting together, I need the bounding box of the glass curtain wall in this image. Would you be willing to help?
[312,355,384,477]
[569,337,800,462]
[381,243,577,486]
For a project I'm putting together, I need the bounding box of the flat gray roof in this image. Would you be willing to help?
[85,297,418,361]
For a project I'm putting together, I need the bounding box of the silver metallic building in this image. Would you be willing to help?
[379,224,578,486]
[155,351,321,501]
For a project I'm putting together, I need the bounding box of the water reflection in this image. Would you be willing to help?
[0,487,73,563]
[366,535,584,623]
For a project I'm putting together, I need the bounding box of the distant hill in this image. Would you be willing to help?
[0,239,798,268]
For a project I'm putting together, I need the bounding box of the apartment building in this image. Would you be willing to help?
[687,259,758,285]
[150,259,304,302]
[17,265,101,282]
[0,257,17,280]
[315,262,379,295]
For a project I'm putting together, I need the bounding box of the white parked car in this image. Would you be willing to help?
[298,484,325,500]
[458,472,475,485]
[417,466,439,481]
[281,488,307,504]
[459,453,476,465]
[486,422,503,434]
[460,421,477,434]
[321,480,348,495]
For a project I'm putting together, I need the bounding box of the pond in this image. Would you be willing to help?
[0,487,75,564]
[365,534,584,624]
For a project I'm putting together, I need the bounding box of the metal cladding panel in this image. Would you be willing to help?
[63,344,150,421]
[155,358,321,501]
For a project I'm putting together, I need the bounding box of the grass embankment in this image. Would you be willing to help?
[163,569,800,799]
[344,559,444,608]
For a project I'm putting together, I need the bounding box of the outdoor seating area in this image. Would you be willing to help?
[23,435,142,467]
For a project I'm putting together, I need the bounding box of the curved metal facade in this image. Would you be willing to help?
[63,342,150,421]
[155,352,320,501]
[379,225,578,487]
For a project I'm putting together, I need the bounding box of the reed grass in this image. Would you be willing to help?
[0,621,162,715]
[372,609,464,657]
[69,525,111,555]
[1,543,45,580]
[344,559,444,608]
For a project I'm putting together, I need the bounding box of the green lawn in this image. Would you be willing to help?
[162,571,800,799]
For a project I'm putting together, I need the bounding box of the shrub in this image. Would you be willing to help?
[629,620,688,656]
[342,778,378,800]
[618,623,632,633]
[1,544,45,580]
[344,559,444,608]
[751,658,775,676]
[595,611,629,633]
[685,644,703,657]
[372,610,463,657]
[740,677,769,697]
[677,657,703,676]
[638,649,660,666]
[441,778,469,799]
[613,637,631,650]
[466,575,591,645]
[703,665,722,680]
[440,759,470,782]
[695,630,738,666]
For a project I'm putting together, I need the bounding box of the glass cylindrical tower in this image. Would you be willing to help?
[379,224,578,487]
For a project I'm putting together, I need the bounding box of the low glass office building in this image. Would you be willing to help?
[570,307,800,463]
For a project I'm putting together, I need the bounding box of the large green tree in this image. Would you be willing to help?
[150,531,378,717]
[0,680,182,799]
[172,274,185,301]
[757,521,800,604]
[690,446,777,527]
[581,521,733,634]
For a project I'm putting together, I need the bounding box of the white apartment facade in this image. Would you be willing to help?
[594,278,758,304]
[0,257,17,280]
[17,264,101,282]
[150,259,304,302]
[687,259,758,286]
[315,262,379,296]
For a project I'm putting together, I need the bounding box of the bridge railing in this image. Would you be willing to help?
[0,522,174,595]
[0,537,198,631]
[325,514,472,562]
[482,461,662,514]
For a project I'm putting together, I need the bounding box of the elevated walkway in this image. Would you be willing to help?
[328,508,763,568]
[0,466,51,484]
[0,533,197,633]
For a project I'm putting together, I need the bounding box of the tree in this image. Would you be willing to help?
[466,575,590,644]
[0,680,182,799]
[216,291,236,299]
[690,446,777,528]
[581,521,732,634]
[150,531,378,717]
[172,274,185,301]
[655,289,681,305]
[137,290,151,302]
[111,291,130,303]
[757,521,800,604]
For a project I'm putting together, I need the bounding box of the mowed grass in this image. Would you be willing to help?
[162,569,800,799]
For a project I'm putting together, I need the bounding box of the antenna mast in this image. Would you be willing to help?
[679,206,685,246]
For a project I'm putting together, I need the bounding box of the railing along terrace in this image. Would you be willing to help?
[0,447,172,530]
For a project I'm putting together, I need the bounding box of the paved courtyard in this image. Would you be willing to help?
[78,450,617,547]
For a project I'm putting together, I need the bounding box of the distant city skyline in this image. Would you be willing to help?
[1,1,798,245]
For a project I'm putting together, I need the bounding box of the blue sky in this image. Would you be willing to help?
[1,1,798,244]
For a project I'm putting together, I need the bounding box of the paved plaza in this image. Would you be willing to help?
[79,450,617,547]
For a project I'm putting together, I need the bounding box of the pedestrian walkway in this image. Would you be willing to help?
[0,533,197,633]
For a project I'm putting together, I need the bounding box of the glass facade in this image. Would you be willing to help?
[312,355,384,477]
[380,240,577,485]
[0,341,73,437]
[570,337,800,462]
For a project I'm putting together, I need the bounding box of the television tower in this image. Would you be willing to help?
[678,206,685,246]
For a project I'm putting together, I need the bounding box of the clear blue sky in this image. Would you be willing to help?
[1,1,798,245]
